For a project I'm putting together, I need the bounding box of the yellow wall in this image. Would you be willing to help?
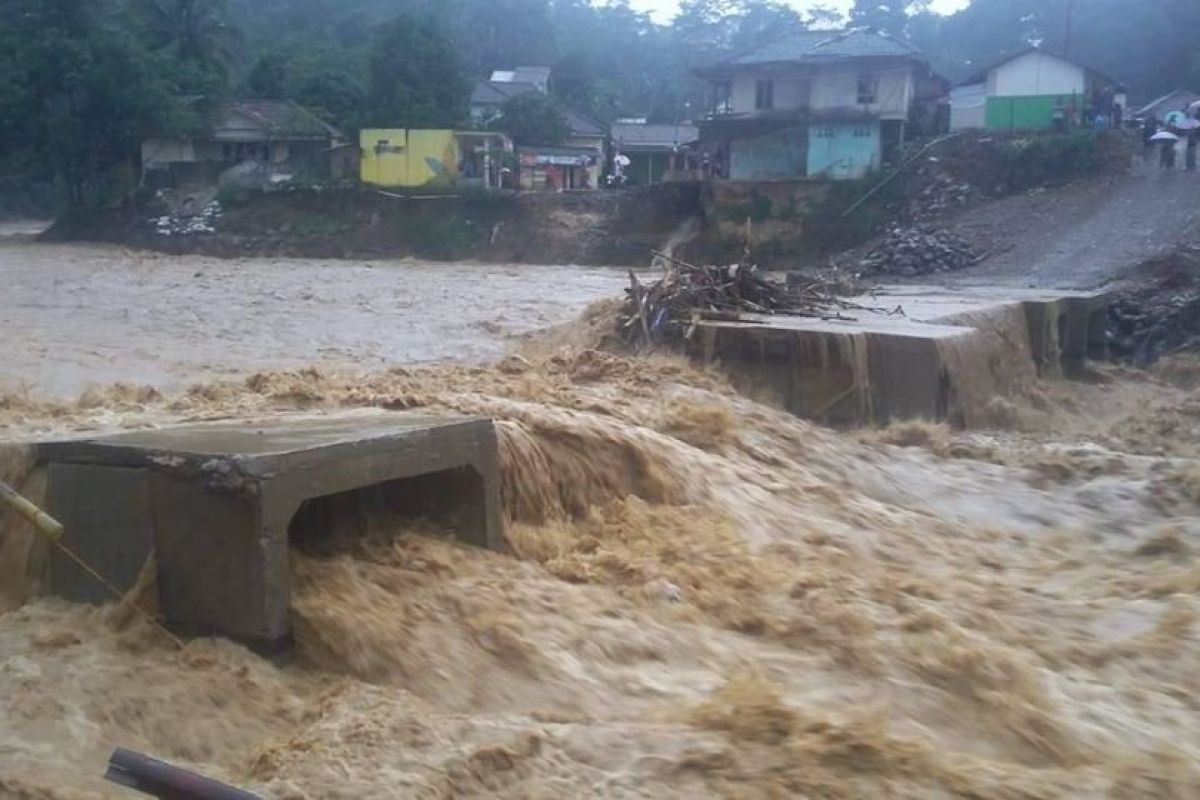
[359,129,460,188]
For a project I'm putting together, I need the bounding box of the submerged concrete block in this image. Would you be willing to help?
[37,412,502,647]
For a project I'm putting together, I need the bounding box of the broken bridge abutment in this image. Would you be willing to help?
[35,412,503,649]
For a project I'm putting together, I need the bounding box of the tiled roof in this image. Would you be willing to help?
[960,47,1117,87]
[471,80,541,106]
[562,107,606,138]
[731,28,923,66]
[226,99,340,139]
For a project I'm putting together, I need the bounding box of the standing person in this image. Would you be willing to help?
[1187,130,1198,172]
[1161,135,1177,170]
[1053,100,1067,132]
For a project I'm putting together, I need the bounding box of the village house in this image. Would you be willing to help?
[471,66,607,191]
[358,129,513,189]
[950,48,1124,131]
[141,99,352,188]
[696,29,945,181]
[610,120,700,185]
[469,67,553,125]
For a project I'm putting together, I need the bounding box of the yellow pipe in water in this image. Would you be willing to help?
[0,480,64,542]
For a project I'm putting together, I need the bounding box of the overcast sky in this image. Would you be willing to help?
[627,0,971,24]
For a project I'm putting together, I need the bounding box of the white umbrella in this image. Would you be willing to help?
[1189,99,1200,112]
[613,154,631,168]
[1150,130,1180,142]
[1174,118,1200,131]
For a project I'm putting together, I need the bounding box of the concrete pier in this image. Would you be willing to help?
[688,285,1108,426]
[37,412,502,647]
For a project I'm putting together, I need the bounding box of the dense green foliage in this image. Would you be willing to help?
[490,94,573,147]
[1,0,1197,210]
[365,14,468,128]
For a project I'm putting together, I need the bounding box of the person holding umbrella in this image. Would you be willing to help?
[1151,128,1180,170]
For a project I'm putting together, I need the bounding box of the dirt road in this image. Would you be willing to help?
[0,236,629,397]
[943,159,1200,289]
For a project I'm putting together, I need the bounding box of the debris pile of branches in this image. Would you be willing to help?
[860,226,982,277]
[620,254,876,347]
[1107,244,1200,365]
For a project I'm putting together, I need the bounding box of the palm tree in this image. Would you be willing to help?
[136,0,242,78]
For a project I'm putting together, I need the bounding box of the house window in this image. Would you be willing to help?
[853,126,873,138]
[816,126,834,138]
[711,81,732,114]
[755,79,774,110]
[857,73,878,105]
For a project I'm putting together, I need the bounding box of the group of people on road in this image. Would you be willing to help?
[1145,102,1200,171]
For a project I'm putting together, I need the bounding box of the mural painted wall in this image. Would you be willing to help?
[806,122,880,180]
[359,129,460,188]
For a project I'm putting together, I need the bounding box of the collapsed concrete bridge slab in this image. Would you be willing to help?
[36,412,502,648]
[687,286,1108,427]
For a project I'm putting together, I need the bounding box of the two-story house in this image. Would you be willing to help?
[697,29,945,181]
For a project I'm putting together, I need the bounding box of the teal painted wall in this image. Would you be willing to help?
[806,123,880,180]
[729,128,807,181]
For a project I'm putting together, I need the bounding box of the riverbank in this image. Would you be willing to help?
[42,183,704,266]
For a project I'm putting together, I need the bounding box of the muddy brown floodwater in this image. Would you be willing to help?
[0,237,632,397]
[1,238,1199,798]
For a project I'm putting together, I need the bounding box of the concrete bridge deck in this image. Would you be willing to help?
[37,411,502,648]
[688,285,1108,426]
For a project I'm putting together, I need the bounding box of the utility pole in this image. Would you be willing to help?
[1064,0,1074,57]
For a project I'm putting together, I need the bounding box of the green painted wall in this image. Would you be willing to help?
[628,152,666,185]
[985,95,1079,131]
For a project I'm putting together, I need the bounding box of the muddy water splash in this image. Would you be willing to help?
[2,341,1200,796]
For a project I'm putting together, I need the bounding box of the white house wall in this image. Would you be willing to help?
[141,138,196,166]
[731,78,757,113]
[726,66,912,118]
[988,51,1085,97]
[809,67,912,118]
[949,83,986,130]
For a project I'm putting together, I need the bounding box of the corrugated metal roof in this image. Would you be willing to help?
[1134,89,1200,118]
[732,28,923,66]
[611,122,699,148]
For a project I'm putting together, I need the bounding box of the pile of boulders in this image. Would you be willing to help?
[151,200,222,236]
[909,165,975,221]
[860,226,981,277]
[1107,245,1200,364]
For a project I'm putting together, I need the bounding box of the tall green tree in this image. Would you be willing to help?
[0,0,193,206]
[366,13,468,128]
[133,0,242,82]
[849,1,908,36]
[489,92,571,146]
